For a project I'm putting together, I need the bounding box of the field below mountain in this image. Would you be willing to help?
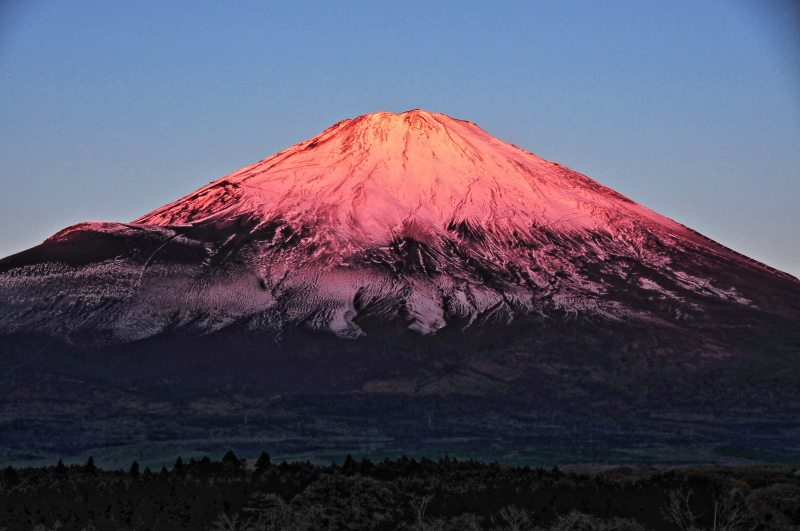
[1,374,798,471]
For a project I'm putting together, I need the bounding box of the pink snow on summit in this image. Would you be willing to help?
[135,110,710,255]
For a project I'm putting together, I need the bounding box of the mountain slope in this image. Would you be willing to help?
[0,110,798,395]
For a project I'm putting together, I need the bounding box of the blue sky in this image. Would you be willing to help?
[1,0,799,276]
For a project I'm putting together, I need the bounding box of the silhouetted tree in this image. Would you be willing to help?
[84,456,97,474]
[222,450,245,473]
[360,457,375,474]
[173,456,185,476]
[342,454,358,475]
[129,460,140,479]
[54,458,67,477]
[254,451,272,475]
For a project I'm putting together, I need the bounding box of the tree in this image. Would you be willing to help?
[222,450,243,468]
[129,460,140,479]
[254,451,271,475]
[173,456,185,475]
[84,456,97,475]
[491,505,534,531]
[208,512,249,531]
[661,488,704,531]
[713,488,749,531]
[342,454,358,475]
[54,458,67,477]
[410,493,433,525]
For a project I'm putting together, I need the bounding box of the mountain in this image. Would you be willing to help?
[3,110,796,344]
[1,111,799,463]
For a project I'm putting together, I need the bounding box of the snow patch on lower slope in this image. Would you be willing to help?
[114,263,278,343]
[0,259,139,340]
[672,271,752,305]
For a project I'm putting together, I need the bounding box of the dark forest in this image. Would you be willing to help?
[2,452,799,531]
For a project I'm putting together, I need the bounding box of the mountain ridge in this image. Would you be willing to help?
[1,110,798,363]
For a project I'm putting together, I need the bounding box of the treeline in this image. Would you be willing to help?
[1,452,799,530]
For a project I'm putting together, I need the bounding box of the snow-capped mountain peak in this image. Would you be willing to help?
[1,110,796,347]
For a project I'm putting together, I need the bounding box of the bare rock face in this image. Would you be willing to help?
[1,110,799,398]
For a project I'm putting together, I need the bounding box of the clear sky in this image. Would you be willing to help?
[1,0,798,276]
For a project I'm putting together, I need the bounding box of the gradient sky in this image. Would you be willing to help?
[1,0,799,276]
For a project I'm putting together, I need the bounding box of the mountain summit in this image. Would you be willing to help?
[1,110,798,393]
[135,109,750,261]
